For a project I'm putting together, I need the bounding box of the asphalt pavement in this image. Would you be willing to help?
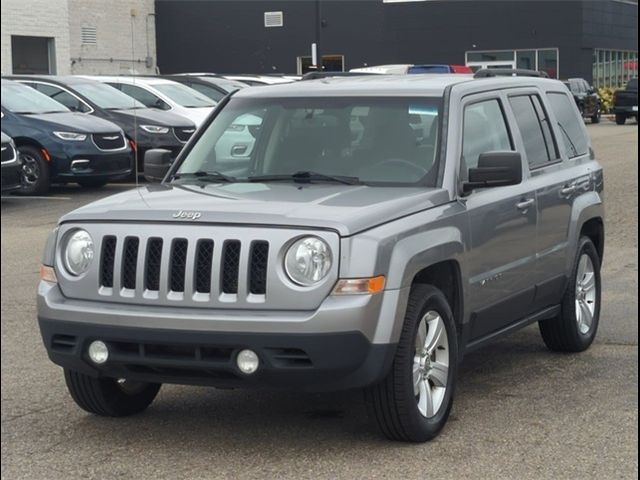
[1,121,637,479]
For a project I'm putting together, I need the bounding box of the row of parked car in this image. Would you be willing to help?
[1,69,636,196]
[0,73,293,195]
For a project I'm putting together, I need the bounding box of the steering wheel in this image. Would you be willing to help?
[358,158,429,181]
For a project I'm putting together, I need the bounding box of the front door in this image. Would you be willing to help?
[460,94,538,342]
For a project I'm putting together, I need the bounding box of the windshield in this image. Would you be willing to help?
[73,82,142,110]
[1,83,70,114]
[153,83,216,108]
[175,96,443,186]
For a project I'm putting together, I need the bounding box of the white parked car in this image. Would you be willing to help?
[83,76,216,127]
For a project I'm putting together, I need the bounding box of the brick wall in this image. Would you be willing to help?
[0,0,156,75]
[1,0,72,75]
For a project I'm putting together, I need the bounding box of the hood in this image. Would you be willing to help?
[60,182,451,236]
[22,112,121,134]
[110,108,196,128]
[181,107,213,126]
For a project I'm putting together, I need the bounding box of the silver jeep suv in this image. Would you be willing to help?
[38,71,604,442]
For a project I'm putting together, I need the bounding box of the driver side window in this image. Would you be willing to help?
[34,84,91,113]
[117,84,170,110]
[462,99,512,171]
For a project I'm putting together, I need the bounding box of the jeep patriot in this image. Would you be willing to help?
[38,71,604,442]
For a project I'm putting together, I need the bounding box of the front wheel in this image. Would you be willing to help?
[539,237,601,352]
[17,145,50,195]
[64,369,161,416]
[365,284,458,442]
[615,113,627,125]
[591,108,601,124]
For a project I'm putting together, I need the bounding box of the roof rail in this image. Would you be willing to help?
[300,71,380,81]
[473,68,550,79]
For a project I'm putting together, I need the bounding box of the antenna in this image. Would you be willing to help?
[130,10,140,190]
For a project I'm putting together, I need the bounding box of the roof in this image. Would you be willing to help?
[233,73,565,99]
[80,76,177,86]
[5,75,103,86]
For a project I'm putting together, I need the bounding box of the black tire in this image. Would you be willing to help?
[77,178,109,188]
[591,109,601,124]
[615,113,627,125]
[539,237,601,352]
[64,369,161,417]
[17,145,50,195]
[365,284,458,442]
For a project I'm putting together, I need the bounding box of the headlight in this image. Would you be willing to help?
[140,125,170,134]
[284,236,332,286]
[53,131,87,141]
[63,229,94,276]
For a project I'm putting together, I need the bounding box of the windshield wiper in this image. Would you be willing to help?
[248,171,361,185]
[173,170,237,183]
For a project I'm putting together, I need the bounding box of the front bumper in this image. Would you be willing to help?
[53,151,133,181]
[1,161,22,192]
[38,283,405,391]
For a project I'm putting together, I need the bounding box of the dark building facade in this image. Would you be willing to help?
[155,0,638,87]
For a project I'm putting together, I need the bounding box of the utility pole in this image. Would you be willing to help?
[314,0,322,71]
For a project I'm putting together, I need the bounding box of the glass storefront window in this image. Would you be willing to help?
[467,51,515,63]
[537,49,558,79]
[516,50,536,70]
[593,49,638,88]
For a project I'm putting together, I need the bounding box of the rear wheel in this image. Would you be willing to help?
[365,284,458,442]
[17,145,50,195]
[64,369,161,417]
[591,108,601,124]
[615,113,627,125]
[539,237,601,352]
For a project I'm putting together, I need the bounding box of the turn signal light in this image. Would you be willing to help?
[39,265,58,284]
[332,276,386,295]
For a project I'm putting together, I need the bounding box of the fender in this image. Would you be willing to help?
[565,190,604,274]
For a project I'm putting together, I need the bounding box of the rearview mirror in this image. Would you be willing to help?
[144,149,172,182]
[462,151,522,194]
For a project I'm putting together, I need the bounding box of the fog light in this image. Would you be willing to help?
[88,340,109,364]
[236,349,259,374]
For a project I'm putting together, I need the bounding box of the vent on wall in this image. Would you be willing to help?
[264,11,283,28]
[81,26,97,45]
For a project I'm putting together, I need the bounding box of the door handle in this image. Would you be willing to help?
[516,198,535,211]
[560,184,577,196]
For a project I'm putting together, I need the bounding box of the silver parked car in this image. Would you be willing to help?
[38,71,604,442]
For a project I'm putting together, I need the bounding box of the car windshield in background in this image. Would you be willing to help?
[153,83,216,108]
[73,82,142,110]
[175,96,443,186]
[1,83,70,114]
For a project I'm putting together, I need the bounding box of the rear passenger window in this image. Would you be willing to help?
[546,92,589,158]
[509,94,559,168]
[462,99,512,169]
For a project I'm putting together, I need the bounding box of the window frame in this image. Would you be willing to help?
[459,95,515,176]
[19,80,94,114]
[506,92,561,170]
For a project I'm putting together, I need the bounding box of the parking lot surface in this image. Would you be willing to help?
[1,121,637,479]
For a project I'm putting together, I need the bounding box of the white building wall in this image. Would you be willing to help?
[0,0,72,75]
[68,0,156,75]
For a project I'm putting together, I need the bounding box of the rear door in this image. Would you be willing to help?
[460,93,538,342]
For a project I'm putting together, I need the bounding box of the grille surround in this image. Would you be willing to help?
[173,127,195,143]
[92,132,127,151]
[56,223,339,311]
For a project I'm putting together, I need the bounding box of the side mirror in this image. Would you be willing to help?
[144,149,172,182]
[462,151,522,194]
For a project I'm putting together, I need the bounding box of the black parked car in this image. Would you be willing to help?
[613,78,638,125]
[7,75,196,170]
[166,75,247,102]
[1,80,133,195]
[564,78,601,123]
[1,131,22,193]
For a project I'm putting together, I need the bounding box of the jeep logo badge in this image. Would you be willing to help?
[173,210,202,221]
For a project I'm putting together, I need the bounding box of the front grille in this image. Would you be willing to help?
[173,127,196,143]
[221,241,241,294]
[1,143,17,164]
[170,239,188,292]
[100,236,117,288]
[99,234,271,301]
[92,132,126,151]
